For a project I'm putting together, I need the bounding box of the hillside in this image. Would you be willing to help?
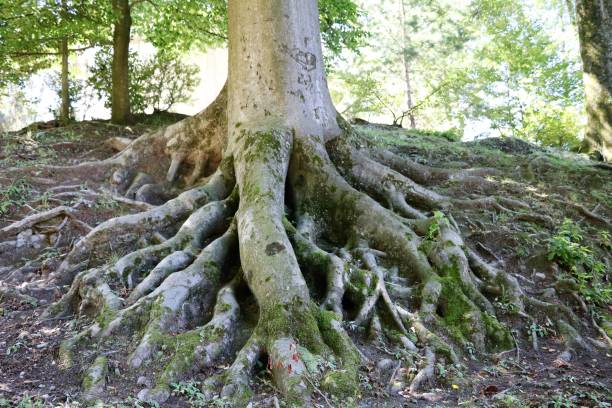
[0,118,610,407]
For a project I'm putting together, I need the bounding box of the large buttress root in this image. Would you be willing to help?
[42,118,605,405]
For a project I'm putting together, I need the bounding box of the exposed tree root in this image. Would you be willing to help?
[3,107,606,405]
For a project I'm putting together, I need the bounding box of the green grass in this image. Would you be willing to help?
[0,178,32,216]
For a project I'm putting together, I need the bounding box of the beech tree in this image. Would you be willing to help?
[108,0,363,124]
[2,0,600,405]
[576,0,612,161]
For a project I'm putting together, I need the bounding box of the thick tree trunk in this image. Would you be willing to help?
[399,0,417,129]
[227,0,339,139]
[576,0,612,161]
[227,1,342,398]
[111,0,132,125]
[59,38,70,125]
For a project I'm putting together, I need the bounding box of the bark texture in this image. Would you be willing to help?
[111,0,132,125]
[59,37,70,125]
[399,0,417,128]
[576,0,612,161]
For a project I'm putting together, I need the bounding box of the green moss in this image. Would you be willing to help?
[317,310,360,398]
[260,302,326,354]
[318,311,358,364]
[58,339,75,369]
[82,355,108,392]
[438,261,512,352]
[240,129,285,167]
[481,312,514,350]
[602,313,612,338]
[321,370,359,398]
[158,329,201,385]
[95,305,117,330]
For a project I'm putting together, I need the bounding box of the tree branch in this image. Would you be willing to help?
[6,43,100,58]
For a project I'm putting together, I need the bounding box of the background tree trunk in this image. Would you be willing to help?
[59,38,70,125]
[399,0,417,129]
[576,0,612,161]
[111,0,132,125]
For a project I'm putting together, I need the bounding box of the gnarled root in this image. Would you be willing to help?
[39,119,604,405]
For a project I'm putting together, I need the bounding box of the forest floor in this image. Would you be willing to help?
[0,117,610,407]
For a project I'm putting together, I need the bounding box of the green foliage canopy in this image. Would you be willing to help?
[0,0,111,89]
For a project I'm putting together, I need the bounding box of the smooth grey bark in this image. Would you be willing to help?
[111,0,132,125]
[227,0,339,140]
[59,37,70,125]
[227,0,340,314]
[576,0,612,161]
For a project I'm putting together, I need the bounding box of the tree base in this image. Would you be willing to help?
[2,112,609,405]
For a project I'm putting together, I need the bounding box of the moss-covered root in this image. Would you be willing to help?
[218,309,360,406]
[138,282,242,404]
[408,347,435,394]
[367,147,500,189]
[81,355,108,402]
[118,196,235,292]
[329,137,528,216]
[317,310,361,398]
[351,245,407,333]
[268,338,310,400]
[285,218,348,315]
[219,335,262,405]
[44,266,123,319]
[94,227,236,369]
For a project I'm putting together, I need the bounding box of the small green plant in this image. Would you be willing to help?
[171,381,208,407]
[426,211,450,241]
[598,230,611,250]
[527,322,547,342]
[3,394,44,408]
[94,193,121,210]
[548,393,574,408]
[547,219,610,306]
[0,179,31,215]
[494,298,521,314]
[436,362,447,378]
[6,340,26,355]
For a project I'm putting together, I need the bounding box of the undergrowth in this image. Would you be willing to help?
[0,178,31,216]
[548,219,611,307]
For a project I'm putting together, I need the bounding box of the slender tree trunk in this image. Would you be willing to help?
[576,0,612,161]
[566,0,577,24]
[59,38,70,125]
[399,0,416,128]
[111,0,132,124]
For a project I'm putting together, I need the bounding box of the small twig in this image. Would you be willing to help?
[511,330,520,360]
[476,242,502,263]
[303,374,333,408]
[0,206,75,239]
[69,218,93,233]
[38,315,74,323]
[387,361,403,389]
